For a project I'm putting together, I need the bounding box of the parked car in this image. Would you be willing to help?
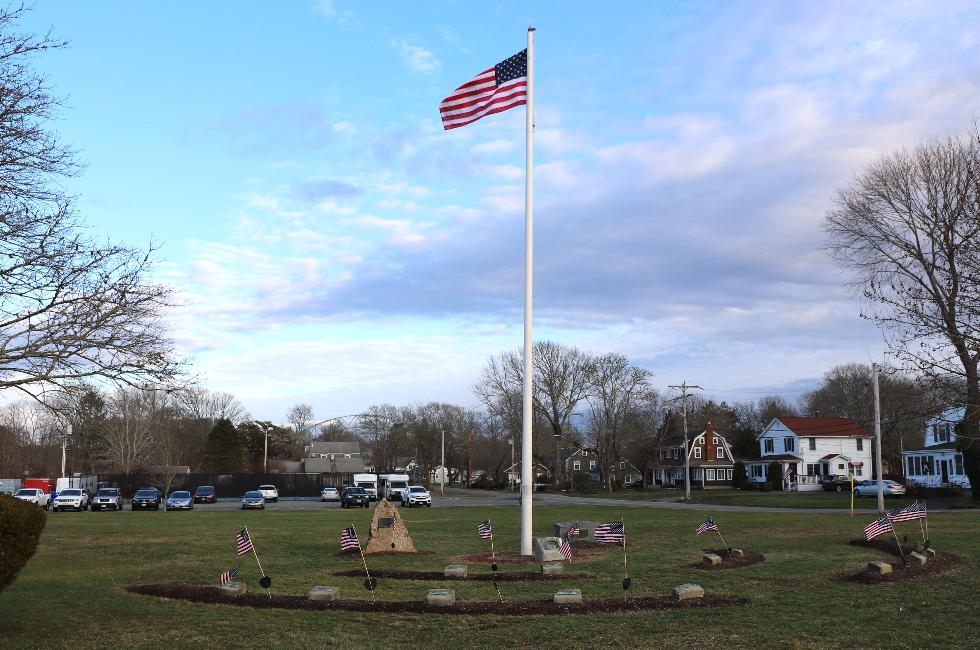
[13,487,50,509]
[91,487,124,511]
[320,487,340,502]
[341,486,370,509]
[53,488,89,512]
[166,490,194,511]
[854,480,907,498]
[258,485,279,503]
[193,485,217,504]
[241,490,265,510]
[400,485,431,508]
[820,476,854,492]
[132,488,162,511]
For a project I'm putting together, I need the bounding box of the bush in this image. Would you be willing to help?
[0,494,47,593]
[767,461,783,491]
[732,461,748,489]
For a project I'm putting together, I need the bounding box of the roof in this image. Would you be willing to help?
[775,417,872,438]
[751,454,802,462]
[307,441,361,456]
[819,453,849,461]
[903,441,961,453]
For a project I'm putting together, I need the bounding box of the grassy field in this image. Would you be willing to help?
[1,505,978,649]
[560,488,927,509]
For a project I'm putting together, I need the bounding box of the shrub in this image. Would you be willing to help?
[0,494,47,593]
[732,461,748,489]
[767,461,783,491]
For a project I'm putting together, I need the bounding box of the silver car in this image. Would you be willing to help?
[320,487,340,502]
[854,480,907,498]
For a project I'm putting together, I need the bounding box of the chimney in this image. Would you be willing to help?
[813,410,821,418]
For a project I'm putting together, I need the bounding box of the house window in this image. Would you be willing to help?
[619,461,625,470]
[856,439,864,451]
[783,437,795,452]
[573,461,580,471]
[712,437,719,445]
[838,463,845,470]
[806,464,818,476]
[589,461,596,470]
[913,456,921,475]
[856,467,863,477]
[716,447,724,459]
[809,438,816,450]
[694,447,702,459]
[692,469,702,480]
[907,457,915,476]
[956,454,964,475]
[726,469,733,480]
[673,448,679,459]
[764,439,774,453]
[706,469,716,481]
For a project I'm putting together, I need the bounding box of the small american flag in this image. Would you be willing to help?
[594,522,624,544]
[236,529,253,556]
[864,515,894,541]
[440,50,528,130]
[559,537,572,561]
[219,565,239,586]
[477,521,493,540]
[695,519,719,535]
[340,526,360,552]
[888,501,926,523]
[567,526,581,537]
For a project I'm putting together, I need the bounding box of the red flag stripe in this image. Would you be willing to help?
[440,79,527,116]
[442,87,528,129]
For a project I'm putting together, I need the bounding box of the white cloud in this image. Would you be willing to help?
[395,41,441,75]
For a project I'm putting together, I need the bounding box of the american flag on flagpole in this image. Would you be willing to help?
[340,526,360,552]
[888,501,926,523]
[864,515,894,541]
[219,565,239,586]
[559,537,572,561]
[439,50,528,130]
[236,529,253,556]
[695,519,719,535]
[567,526,580,537]
[594,522,624,544]
[477,521,493,540]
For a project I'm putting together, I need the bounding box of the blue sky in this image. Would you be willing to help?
[21,1,980,420]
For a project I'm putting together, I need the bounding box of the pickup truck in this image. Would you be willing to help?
[13,488,50,509]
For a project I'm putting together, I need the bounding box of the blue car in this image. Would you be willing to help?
[165,490,194,511]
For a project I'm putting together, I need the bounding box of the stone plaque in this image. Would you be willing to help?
[365,499,417,554]
[379,517,395,528]
[308,586,340,601]
[426,588,456,605]
[553,589,583,604]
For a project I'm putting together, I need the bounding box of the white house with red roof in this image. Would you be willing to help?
[744,417,874,491]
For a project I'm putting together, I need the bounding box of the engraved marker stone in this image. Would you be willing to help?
[220,581,246,596]
[673,583,704,600]
[308,586,340,601]
[702,553,722,565]
[426,588,456,605]
[553,589,583,604]
[444,564,468,577]
[867,561,892,574]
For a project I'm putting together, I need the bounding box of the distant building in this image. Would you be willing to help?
[742,417,873,491]
[651,423,735,487]
[902,407,970,488]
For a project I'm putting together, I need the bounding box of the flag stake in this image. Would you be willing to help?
[242,526,271,599]
[886,515,907,566]
[621,519,630,600]
[351,524,375,603]
[923,500,930,548]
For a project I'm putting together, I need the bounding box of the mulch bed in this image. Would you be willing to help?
[125,583,748,615]
[334,550,434,558]
[693,548,765,571]
[838,538,962,584]
[331,569,588,581]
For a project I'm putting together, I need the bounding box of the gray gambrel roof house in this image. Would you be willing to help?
[305,441,362,458]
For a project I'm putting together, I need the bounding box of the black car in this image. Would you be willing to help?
[131,488,162,510]
[194,485,217,504]
[340,487,370,509]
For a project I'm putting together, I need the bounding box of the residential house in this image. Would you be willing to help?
[902,407,970,488]
[298,441,366,473]
[650,423,736,487]
[564,448,600,481]
[609,458,643,485]
[744,417,873,491]
[504,460,551,485]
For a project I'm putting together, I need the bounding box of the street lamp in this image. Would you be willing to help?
[509,437,515,492]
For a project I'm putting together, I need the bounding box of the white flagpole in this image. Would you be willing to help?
[519,26,536,557]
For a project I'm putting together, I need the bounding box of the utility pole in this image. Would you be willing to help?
[669,381,702,501]
[467,430,473,487]
[872,363,884,513]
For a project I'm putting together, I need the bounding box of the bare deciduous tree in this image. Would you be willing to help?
[0,6,184,402]
[825,131,980,494]
[102,388,166,474]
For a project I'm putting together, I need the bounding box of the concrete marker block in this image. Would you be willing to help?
[220,581,246,595]
[702,553,722,565]
[673,583,704,601]
[867,561,892,574]
[308,586,340,601]
[444,564,468,578]
[426,588,456,605]
[540,561,564,575]
[908,551,927,566]
[553,589,583,604]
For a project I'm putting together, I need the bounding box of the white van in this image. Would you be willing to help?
[379,473,411,502]
[352,473,378,501]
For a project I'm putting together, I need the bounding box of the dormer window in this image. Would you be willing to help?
[764,439,774,453]
[856,439,863,451]
[783,437,795,452]
[716,447,724,459]
[694,447,702,459]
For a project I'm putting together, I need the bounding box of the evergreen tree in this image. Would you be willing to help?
[201,418,245,472]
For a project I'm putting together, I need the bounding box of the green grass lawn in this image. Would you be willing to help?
[1,505,978,649]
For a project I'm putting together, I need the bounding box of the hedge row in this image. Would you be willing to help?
[0,493,47,593]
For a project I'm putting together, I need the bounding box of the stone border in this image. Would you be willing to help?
[125,584,749,615]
